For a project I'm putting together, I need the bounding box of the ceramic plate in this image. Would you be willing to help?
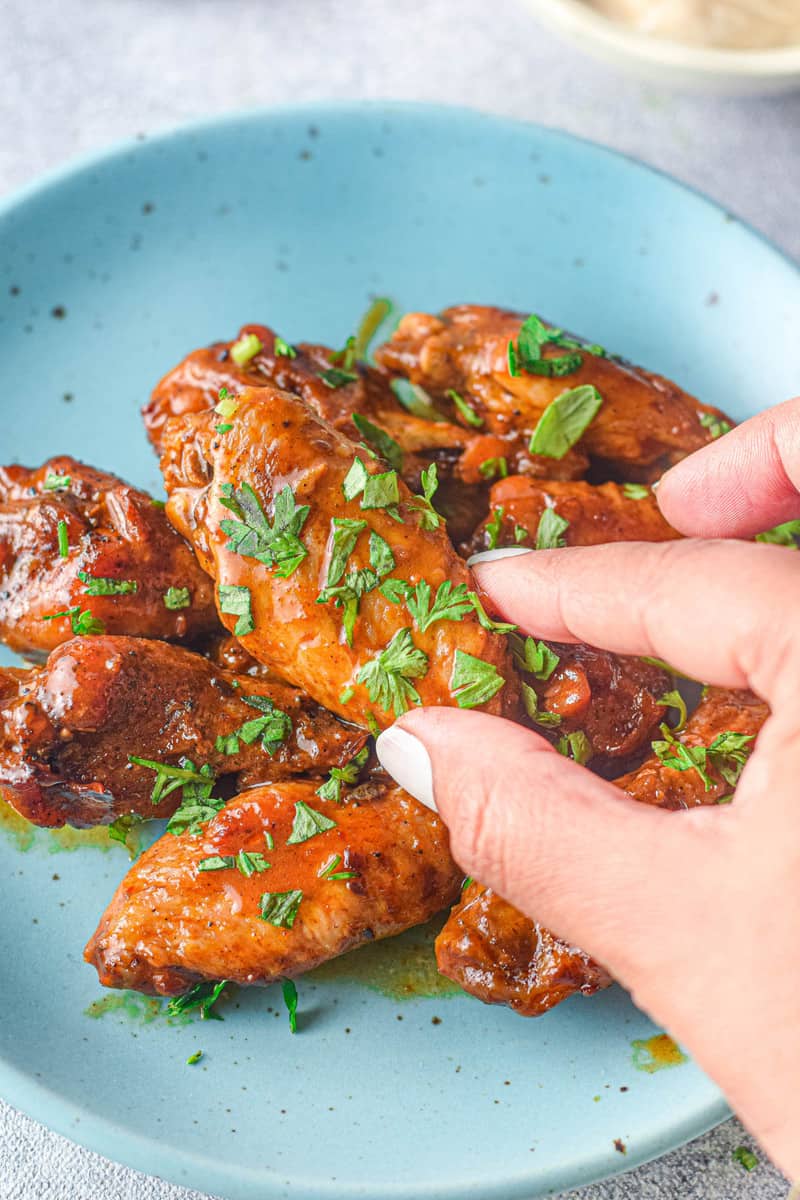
[0,103,797,1200]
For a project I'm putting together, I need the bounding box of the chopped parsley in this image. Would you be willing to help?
[520,682,562,727]
[485,506,505,550]
[287,800,337,844]
[214,423,233,435]
[317,853,358,880]
[316,746,369,803]
[163,586,191,610]
[43,472,70,491]
[186,1050,203,1065]
[651,726,754,791]
[318,523,394,644]
[265,831,275,850]
[78,571,138,596]
[220,481,310,578]
[357,627,429,717]
[622,483,650,500]
[282,978,299,1033]
[42,606,105,636]
[390,379,447,422]
[259,889,303,928]
[342,456,369,501]
[511,635,560,680]
[218,583,255,637]
[529,385,603,459]
[129,754,211,804]
[363,470,400,512]
[732,1147,758,1172]
[230,332,263,366]
[274,335,296,358]
[382,579,473,633]
[352,413,404,471]
[325,518,368,586]
[699,411,732,440]
[215,694,292,756]
[159,759,225,835]
[659,689,688,732]
[468,591,517,634]
[320,360,358,389]
[107,812,142,856]
[478,456,508,480]
[354,297,393,360]
[535,507,570,549]
[514,524,528,543]
[448,388,483,428]
[556,730,592,764]
[508,314,584,379]
[168,979,229,1021]
[755,519,800,548]
[197,850,270,876]
[408,463,442,531]
[57,519,69,558]
[449,650,505,709]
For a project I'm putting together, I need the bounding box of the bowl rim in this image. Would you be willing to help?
[524,0,800,76]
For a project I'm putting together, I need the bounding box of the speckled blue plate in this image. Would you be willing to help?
[0,103,797,1200]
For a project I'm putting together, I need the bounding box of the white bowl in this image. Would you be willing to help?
[521,0,800,93]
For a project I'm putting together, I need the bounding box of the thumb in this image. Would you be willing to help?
[376,707,722,988]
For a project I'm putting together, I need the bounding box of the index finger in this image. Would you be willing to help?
[472,539,800,707]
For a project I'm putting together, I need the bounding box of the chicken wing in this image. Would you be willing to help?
[435,686,769,1013]
[467,477,680,556]
[159,385,517,729]
[0,457,217,656]
[0,636,364,828]
[375,305,714,473]
[85,778,461,995]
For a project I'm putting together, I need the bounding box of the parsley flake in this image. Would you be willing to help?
[511,635,560,679]
[357,627,429,717]
[320,366,358,389]
[390,379,447,422]
[230,332,263,366]
[218,583,255,637]
[468,591,517,634]
[352,413,404,472]
[354,297,393,361]
[699,411,732,440]
[220,482,310,578]
[163,586,191,610]
[107,812,142,856]
[520,682,562,727]
[186,1050,203,1065]
[448,388,483,428]
[556,730,592,764]
[215,387,239,421]
[408,463,442,531]
[485,506,505,550]
[215,694,292,757]
[316,746,369,803]
[274,335,296,358]
[168,979,229,1021]
[282,978,299,1033]
[536,508,570,549]
[449,650,505,709]
[259,889,303,927]
[529,384,603,459]
[42,606,105,636]
[382,578,473,632]
[287,800,337,844]
[43,473,70,491]
[57,519,69,558]
[622,483,650,500]
[478,456,508,480]
[659,689,688,732]
[317,852,358,880]
[509,314,584,379]
[755,519,800,548]
[732,1147,758,1172]
[78,571,138,596]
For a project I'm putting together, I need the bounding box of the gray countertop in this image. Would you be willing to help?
[0,1,796,1197]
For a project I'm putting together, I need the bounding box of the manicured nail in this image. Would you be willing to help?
[467,547,533,566]
[651,478,661,492]
[375,726,436,811]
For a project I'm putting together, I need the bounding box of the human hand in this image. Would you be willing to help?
[376,400,800,1181]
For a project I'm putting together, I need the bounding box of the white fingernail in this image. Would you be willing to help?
[468,547,533,566]
[375,727,436,811]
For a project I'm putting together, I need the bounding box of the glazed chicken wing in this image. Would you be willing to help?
[0,457,217,656]
[159,385,517,729]
[0,636,364,828]
[467,477,680,557]
[85,778,461,995]
[436,686,769,1013]
[376,305,714,473]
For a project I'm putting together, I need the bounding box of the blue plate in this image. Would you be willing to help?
[0,103,797,1200]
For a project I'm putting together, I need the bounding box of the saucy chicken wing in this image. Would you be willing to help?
[467,478,680,556]
[159,385,517,729]
[436,686,769,1013]
[375,305,714,473]
[0,636,364,828]
[0,457,217,656]
[85,778,461,995]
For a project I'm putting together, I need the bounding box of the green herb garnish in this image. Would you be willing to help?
[511,635,560,679]
[652,725,754,792]
[514,524,527,544]
[168,979,229,1021]
[448,388,483,428]
[659,689,688,732]
[508,314,584,379]
[274,335,296,359]
[220,482,310,578]
[129,755,211,805]
[353,413,404,472]
[520,682,562,727]
[282,978,299,1033]
[218,583,255,637]
[529,384,602,459]
[316,746,369,803]
[535,508,570,549]
[42,606,105,636]
[390,379,447,422]
[357,627,429,717]
[732,1147,758,1172]
[320,366,359,389]
[215,694,292,757]
[468,591,517,634]
[485,506,504,550]
[57,519,69,558]
[43,473,70,491]
[186,1050,203,1065]
[259,889,303,928]
[78,571,138,596]
[478,456,508,480]
[107,812,142,856]
[755,519,800,548]
[197,855,236,872]
[622,483,650,500]
[215,387,238,421]
[165,759,225,836]
[317,853,358,881]
[287,800,337,845]
[449,650,505,709]
[699,411,732,440]
[163,586,191,610]
[409,463,442,531]
[230,332,263,366]
[556,730,592,764]
[362,470,400,512]
[382,579,473,633]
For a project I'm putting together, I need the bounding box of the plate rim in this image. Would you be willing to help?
[0,99,796,1199]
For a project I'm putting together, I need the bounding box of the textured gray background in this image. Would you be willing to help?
[0,0,796,1197]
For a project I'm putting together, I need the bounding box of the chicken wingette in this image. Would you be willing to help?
[85,778,461,995]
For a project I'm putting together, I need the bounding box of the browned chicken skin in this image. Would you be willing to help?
[375,305,713,473]
[467,477,681,556]
[436,686,769,1013]
[85,778,461,995]
[0,636,364,828]
[159,385,517,729]
[0,457,217,656]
